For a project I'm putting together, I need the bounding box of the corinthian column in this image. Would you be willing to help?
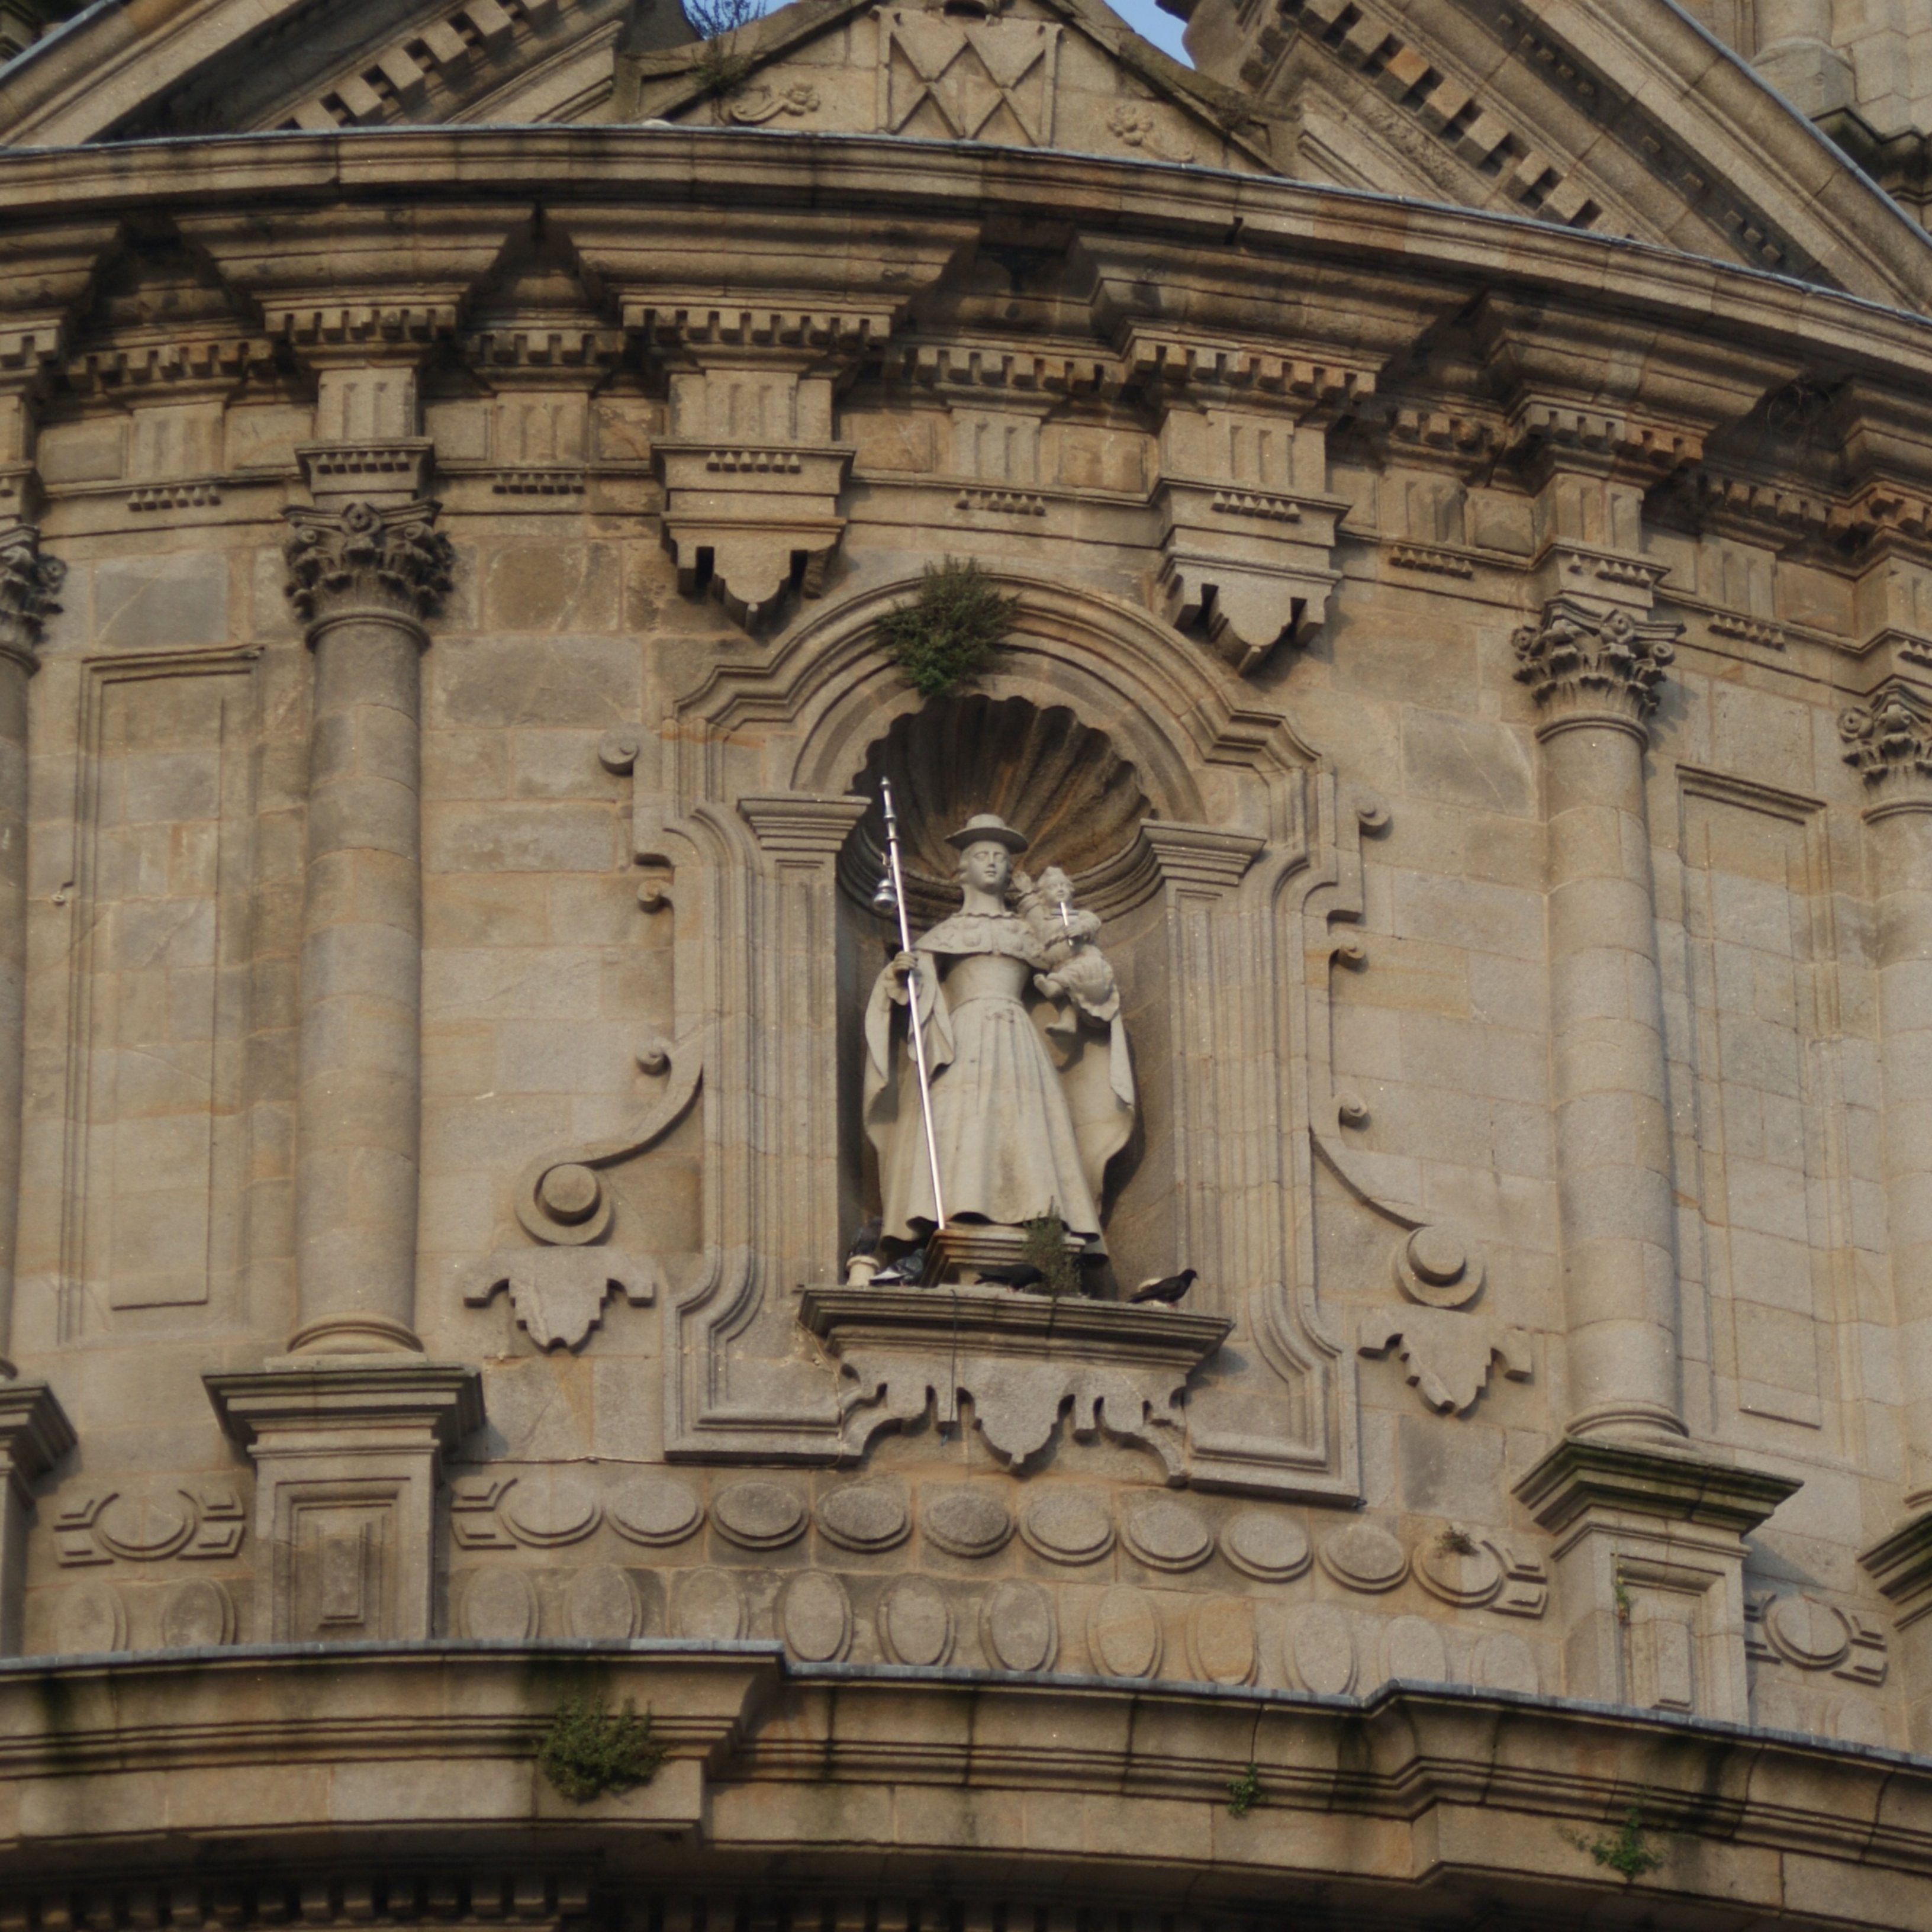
[1515,597,1683,1442]
[282,500,452,1355]
[1839,687,1932,1501]
[0,527,61,1371]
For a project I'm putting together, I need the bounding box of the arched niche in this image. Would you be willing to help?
[619,570,1367,1499]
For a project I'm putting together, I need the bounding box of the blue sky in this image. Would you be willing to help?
[1104,0,1192,62]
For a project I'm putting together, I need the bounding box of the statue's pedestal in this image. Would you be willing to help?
[799,1283,1229,1474]
[925,1221,1087,1285]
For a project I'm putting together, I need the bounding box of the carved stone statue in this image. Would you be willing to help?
[862,813,1135,1255]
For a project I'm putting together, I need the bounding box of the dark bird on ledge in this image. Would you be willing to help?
[871,1245,926,1286]
[976,1263,1045,1289]
[1129,1268,1197,1305]
[845,1215,883,1263]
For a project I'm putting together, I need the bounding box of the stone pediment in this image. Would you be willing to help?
[614,0,1273,171]
[0,0,668,144]
[1176,0,1932,308]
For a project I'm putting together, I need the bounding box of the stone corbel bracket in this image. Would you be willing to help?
[1154,480,1350,675]
[464,1250,663,1352]
[800,1284,1234,1481]
[652,440,855,629]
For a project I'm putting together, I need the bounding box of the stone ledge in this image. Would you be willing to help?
[1514,1435,1801,1537]
[800,1283,1232,1368]
[0,1644,1927,1905]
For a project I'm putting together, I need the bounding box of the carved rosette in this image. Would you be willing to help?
[282,498,454,627]
[0,526,65,674]
[1840,681,1932,798]
[1512,597,1676,733]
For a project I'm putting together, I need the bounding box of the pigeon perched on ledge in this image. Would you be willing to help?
[1129,1268,1197,1305]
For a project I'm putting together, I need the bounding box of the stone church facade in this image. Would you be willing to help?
[2,0,1932,1921]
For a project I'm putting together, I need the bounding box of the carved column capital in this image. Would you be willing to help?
[1841,680,1932,813]
[0,526,64,675]
[1513,595,1676,736]
[282,499,453,630]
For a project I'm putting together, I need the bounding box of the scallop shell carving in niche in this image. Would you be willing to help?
[843,695,1156,928]
[1122,1495,1212,1572]
[922,1486,1013,1559]
[816,1483,910,1553]
[1020,1489,1115,1564]
[610,1476,703,1547]
[1318,1521,1409,1593]
[712,1480,807,1550]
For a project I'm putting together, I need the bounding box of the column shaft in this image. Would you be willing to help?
[1516,598,1683,1441]
[1869,803,1932,1501]
[1543,714,1681,1438]
[0,530,61,1368]
[294,613,426,1352]
[284,500,450,1355]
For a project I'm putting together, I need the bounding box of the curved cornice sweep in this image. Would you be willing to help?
[1,127,1931,363]
[2,1639,1931,1910]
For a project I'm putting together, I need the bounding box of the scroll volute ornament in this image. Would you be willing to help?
[1512,596,1676,730]
[1840,681,1932,788]
[283,499,454,624]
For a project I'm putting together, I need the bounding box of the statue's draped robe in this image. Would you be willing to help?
[863,910,1134,1243]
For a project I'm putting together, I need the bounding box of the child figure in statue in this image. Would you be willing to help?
[862,813,1135,1255]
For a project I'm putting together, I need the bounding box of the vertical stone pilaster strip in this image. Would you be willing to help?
[1841,685,1932,1503]
[0,527,61,1373]
[282,500,452,1356]
[1516,598,1685,1441]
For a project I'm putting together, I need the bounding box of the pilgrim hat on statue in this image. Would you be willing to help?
[944,812,1031,854]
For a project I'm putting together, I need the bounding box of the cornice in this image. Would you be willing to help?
[0,131,1928,396]
[0,1643,1925,1896]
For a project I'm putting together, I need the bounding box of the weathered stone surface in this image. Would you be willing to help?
[1,11,1930,1914]
[778,1570,851,1661]
[713,1482,807,1551]
[878,1576,952,1666]
[982,1580,1056,1673]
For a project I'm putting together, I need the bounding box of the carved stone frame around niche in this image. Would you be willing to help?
[603,574,1389,1499]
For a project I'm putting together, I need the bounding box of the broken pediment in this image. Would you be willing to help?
[614,0,1275,171]
[1170,0,1932,308]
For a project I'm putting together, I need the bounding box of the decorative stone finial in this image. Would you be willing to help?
[1840,681,1932,788]
[282,499,454,626]
[0,525,65,674]
[1512,596,1676,729]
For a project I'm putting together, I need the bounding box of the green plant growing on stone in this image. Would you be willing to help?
[875,558,1018,698]
[1612,1576,1632,1624]
[537,1689,665,1802]
[1437,1526,1477,1556]
[1226,1763,1263,1818]
[1562,1799,1666,1882]
[1021,1215,1083,1297]
[685,0,767,95]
